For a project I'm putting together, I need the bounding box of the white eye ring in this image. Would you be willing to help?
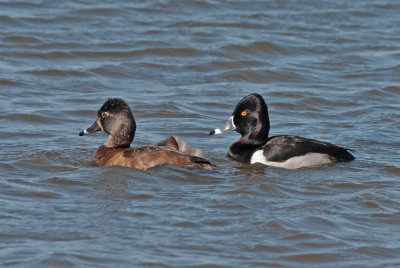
[101,112,109,118]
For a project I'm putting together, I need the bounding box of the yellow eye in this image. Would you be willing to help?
[101,112,109,118]
[241,111,247,116]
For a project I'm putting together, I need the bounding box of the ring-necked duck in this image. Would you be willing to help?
[209,93,354,169]
[80,98,215,171]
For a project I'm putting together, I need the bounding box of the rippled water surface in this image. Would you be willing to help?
[1,0,400,267]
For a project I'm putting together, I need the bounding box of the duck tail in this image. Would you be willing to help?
[335,148,355,162]
[188,155,216,170]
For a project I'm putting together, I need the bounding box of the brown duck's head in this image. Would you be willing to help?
[79,98,136,148]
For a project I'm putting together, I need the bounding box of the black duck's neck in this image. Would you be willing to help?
[229,120,269,163]
[244,119,270,147]
[242,106,270,147]
[229,140,259,163]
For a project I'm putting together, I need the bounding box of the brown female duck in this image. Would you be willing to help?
[79,98,215,171]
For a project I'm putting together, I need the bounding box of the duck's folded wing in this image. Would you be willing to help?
[122,145,215,170]
[263,135,355,162]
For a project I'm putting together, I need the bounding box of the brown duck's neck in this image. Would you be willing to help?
[104,135,132,148]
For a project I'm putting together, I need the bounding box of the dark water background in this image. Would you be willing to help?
[1,0,400,267]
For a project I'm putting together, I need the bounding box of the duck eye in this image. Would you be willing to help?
[101,112,109,118]
[241,111,247,116]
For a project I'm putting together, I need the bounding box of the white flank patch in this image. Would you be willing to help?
[250,150,334,169]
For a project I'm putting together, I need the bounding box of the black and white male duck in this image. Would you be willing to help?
[209,93,354,169]
[80,98,215,171]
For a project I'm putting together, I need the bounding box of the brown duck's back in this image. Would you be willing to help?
[156,135,204,157]
[94,145,215,171]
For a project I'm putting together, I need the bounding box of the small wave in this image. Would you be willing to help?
[0,113,58,124]
[173,221,199,228]
[211,60,264,69]
[45,177,91,187]
[71,7,122,16]
[10,149,90,173]
[0,79,19,86]
[383,165,400,175]
[173,20,266,30]
[74,47,202,58]
[33,42,84,50]
[159,0,217,10]
[382,86,400,95]
[11,190,63,199]
[219,41,287,58]
[3,35,42,43]
[280,252,342,263]
[218,69,303,83]
[90,65,130,78]
[0,15,24,26]
[11,51,75,59]
[24,69,89,77]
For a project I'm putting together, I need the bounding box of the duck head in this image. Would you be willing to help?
[210,93,270,146]
[79,98,136,148]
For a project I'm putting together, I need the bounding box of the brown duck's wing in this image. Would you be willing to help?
[122,145,215,171]
[156,135,204,157]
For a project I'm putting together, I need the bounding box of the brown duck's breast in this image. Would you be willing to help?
[93,145,125,167]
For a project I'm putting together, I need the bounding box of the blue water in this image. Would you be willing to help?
[1,0,399,267]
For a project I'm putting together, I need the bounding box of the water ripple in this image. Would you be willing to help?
[1,0,400,267]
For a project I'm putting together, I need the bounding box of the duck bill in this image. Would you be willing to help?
[209,116,236,135]
[79,119,101,136]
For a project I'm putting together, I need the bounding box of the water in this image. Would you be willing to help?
[1,0,400,266]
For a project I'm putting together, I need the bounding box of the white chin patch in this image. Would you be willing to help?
[250,151,334,169]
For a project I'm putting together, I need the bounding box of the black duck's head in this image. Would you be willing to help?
[210,93,270,145]
[79,98,136,148]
